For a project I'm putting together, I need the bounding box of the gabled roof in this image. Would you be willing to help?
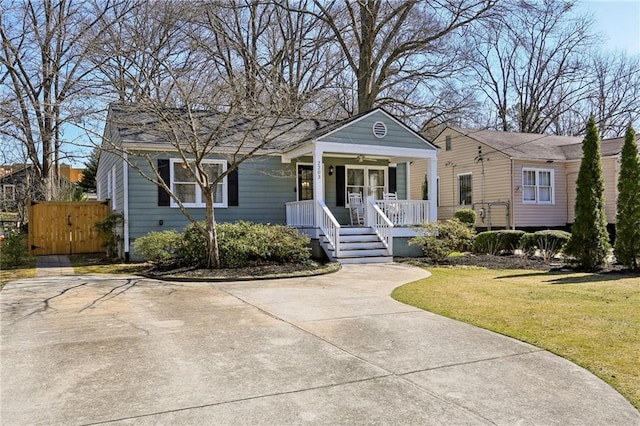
[446,127,579,160]
[107,104,337,153]
[559,137,634,160]
[442,127,638,161]
[105,104,435,154]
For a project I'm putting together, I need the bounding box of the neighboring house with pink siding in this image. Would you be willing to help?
[409,127,637,231]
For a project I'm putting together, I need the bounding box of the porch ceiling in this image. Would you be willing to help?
[280,141,437,163]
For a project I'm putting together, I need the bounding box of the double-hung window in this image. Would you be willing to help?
[170,159,227,207]
[522,168,553,204]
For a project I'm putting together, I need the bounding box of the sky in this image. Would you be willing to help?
[575,0,640,55]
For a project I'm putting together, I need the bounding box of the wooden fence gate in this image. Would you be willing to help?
[28,201,110,255]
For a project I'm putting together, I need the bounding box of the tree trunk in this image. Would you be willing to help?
[204,186,221,269]
[357,0,376,113]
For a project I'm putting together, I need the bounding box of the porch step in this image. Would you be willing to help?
[319,226,392,264]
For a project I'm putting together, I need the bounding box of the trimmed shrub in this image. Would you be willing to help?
[1,230,27,267]
[409,218,475,262]
[472,230,525,255]
[133,230,183,266]
[520,230,571,262]
[497,230,525,254]
[182,222,208,267]
[454,209,477,226]
[472,231,501,255]
[519,233,537,257]
[183,221,311,269]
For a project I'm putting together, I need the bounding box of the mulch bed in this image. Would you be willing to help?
[143,260,341,281]
[397,253,639,275]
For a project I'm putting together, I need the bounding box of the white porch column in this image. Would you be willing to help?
[313,147,324,227]
[429,156,438,222]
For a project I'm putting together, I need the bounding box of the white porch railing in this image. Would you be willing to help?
[285,200,315,227]
[375,200,431,226]
[318,200,341,257]
[366,196,393,254]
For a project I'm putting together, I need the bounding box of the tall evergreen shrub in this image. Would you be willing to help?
[614,124,640,270]
[564,116,610,270]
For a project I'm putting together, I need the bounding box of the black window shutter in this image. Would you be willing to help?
[157,159,170,206]
[389,167,397,194]
[227,162,239,206]
[335,165,345,207]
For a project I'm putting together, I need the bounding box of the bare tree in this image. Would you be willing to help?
[89,0,195,104]
[265,0,346,116]
[308,0,496,127]
[95,4,318,268]
[468,0,597,134]
[583,53,640,138]
[0,0,127,200]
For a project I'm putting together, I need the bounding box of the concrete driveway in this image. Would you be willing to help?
[1,263,638,425]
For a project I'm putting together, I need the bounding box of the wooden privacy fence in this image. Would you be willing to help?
[28,201,110,255]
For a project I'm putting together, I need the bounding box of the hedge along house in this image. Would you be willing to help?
[409,126,636,232]
[97,105,438,264]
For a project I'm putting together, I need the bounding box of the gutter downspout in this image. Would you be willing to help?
[510,158,515,229]
[123,154,130,261]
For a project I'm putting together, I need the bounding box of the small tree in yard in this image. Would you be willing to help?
[564,116,610,270]
[614,124,640,270]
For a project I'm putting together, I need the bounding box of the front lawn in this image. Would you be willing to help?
[392,267,640,410]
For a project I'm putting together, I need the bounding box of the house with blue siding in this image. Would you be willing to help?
[97,105,438,263]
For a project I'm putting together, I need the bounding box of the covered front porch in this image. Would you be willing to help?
[281,142,437,263]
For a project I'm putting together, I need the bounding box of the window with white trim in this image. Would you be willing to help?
[522,168,553,204]
[458,173,472,205]
[170,159,227,207]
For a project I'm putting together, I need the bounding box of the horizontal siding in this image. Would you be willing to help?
[126,154,411,242]
[127,155,296,239]
[96,122,124,215]
[409,159,428,200]
[320,110,435,151]
[566,157,619,224]
[565,162,579,224]
[513,161,568,227]
[427,129,512,228]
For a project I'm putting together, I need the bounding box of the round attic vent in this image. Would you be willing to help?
[373,121,387,138]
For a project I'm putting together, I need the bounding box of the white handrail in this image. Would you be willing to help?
[375,200,430,226]
[366,196,393,255]
[285,200,314,227]
[318,200,341,257]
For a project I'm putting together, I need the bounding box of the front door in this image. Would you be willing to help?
[297,164,314,201]
[346,166,387,201]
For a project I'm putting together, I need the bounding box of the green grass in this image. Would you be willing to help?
[392,267,640,410]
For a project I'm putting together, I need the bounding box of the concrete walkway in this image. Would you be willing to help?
[1,262,638,425]
[35,254,74,277]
